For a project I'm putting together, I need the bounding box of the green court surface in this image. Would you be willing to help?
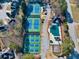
[25,18,40,32]
[23,34,40,53]
[30,4,41,15]
[23,3,41,54]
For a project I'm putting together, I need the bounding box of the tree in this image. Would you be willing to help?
[0,20,3,25]
[22,54,34,59]
[61,38,75,56]
[59,0,67,15]
[9,42,20,53]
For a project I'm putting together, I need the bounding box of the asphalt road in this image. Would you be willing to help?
[66,0,79,52]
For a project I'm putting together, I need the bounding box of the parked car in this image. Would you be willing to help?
[0,25,8,31]
[1,50,15,59]
[11,0,19,18]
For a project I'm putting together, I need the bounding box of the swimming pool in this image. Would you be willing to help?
[50,24,60,36]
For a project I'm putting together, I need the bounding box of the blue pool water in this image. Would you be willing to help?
[50,24,60,36]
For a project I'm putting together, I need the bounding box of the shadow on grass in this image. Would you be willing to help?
[67,49,79,59]
[0,0,11,3]
[22,1,33,17]
[65,10,73,23]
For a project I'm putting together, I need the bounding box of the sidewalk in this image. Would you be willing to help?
[41,4,51,59]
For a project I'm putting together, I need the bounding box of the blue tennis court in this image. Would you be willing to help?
[34,4,40,13]
[29,0,41,3]
[24,18,33,29]
[24,19,32,30]
[34,18,40,29]
[23,2,41,53]
[25,18,40,32]
[27,4,41,15]
[28,19,32,29]
[23,34,40,53]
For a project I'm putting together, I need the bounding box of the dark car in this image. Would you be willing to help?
[9,18,16,26]
[2,53,9,59]
[11,1,19,9]
[6,12,11,18]
[11,9,17,18]
[1,50,15,59]
[0,5,2,9]
[0,25,8,31]
[11,0,19,18]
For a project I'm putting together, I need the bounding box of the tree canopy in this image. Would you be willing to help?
[61,38,75,56]
[9,42,20,53]
[59,0,67,15]
[22,54,34,59]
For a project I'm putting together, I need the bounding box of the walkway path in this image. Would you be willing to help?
[41,4,51,59]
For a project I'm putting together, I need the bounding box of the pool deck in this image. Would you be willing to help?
[48,23,62,45]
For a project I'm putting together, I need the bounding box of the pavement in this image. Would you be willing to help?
[41,4,51,59]
[15,53,22,59]
[68,23,79,52]
[66,0,79,53]
[0,2,11,26]
[0,3,11,20]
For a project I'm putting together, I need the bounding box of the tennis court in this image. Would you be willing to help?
[23,3,41,53]
[25,3,41,32]
[25,18,40,32]
[29,0,41,3]
[31,4,41,15]
[26,3,41,15]
[23,34,40,53]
